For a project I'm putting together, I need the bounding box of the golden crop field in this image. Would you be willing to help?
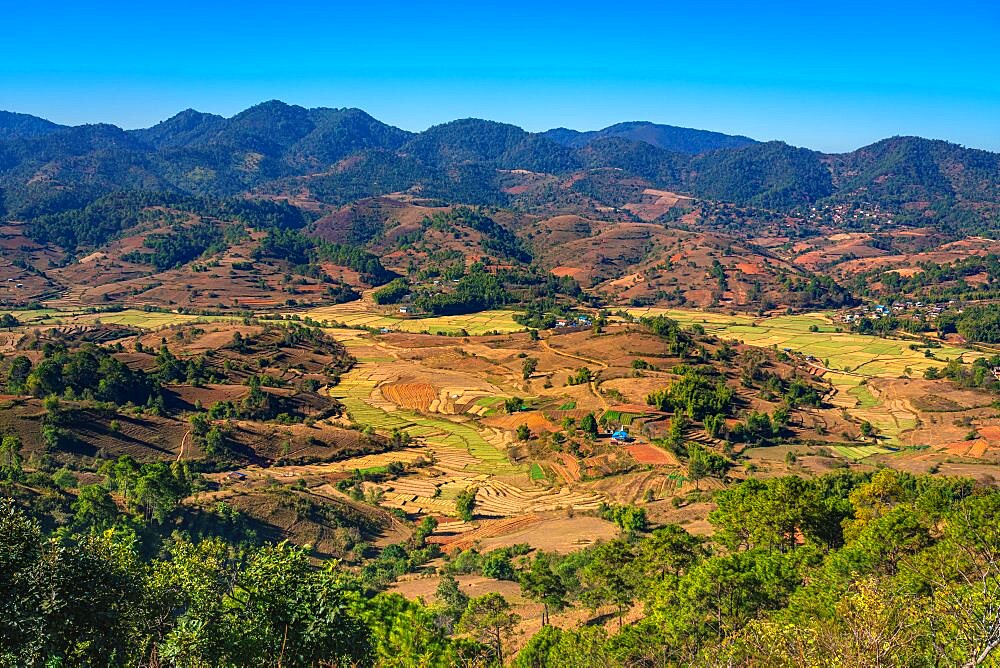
[300,303,524,335]
[626,308,975,379]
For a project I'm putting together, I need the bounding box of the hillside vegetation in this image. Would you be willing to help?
[2,102,999,231]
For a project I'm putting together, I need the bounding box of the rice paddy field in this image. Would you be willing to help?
[625,308,975,378]
[327,344,522,476]
[300,303,524,335]
[625,308,995,457]
[0,308,232,329]
[4,303,525,336]
[848,384,879,408]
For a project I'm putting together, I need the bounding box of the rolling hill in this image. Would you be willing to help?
[1,101,999,313]
[542,120,758,153]
[2,101,998,224]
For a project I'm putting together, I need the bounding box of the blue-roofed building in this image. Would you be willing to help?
[611,429,632,443]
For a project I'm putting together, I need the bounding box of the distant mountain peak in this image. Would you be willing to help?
[0,110,66,140]
[541,121,758,154]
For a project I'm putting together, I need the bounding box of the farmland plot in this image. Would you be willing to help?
[326,344,521,475]
[301,303,524,335]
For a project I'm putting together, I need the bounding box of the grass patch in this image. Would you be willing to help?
[830,444,892,461]
[602,409,643,426]
[848,385,878,408]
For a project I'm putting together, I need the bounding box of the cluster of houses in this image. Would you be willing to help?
[1,277,29,306]
[554,315,592,328]
[806,202,894,227]
[840,300,955,324]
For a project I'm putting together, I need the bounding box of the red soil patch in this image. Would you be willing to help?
[381,383,437,411]
[625,443,678,465]
[234,298,280,306]
[735,262,765,275]
[968,439,990,458]
[551,266,585,279]
[427,515,542,552]
[978,426,1000,442]
[552,452,581,482]
[482,411,557,433]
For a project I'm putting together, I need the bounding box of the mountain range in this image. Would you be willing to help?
[1,100,999,229]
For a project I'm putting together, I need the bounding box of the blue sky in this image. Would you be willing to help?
[2,0,998,152]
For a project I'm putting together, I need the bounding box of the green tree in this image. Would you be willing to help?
[364,593,471,667]
[52,466,77,489]
[156,539,371,667]
[687,444,731,491]
[519,552,568,626]
[687,451,709,491]
[710,476,850,552]
[0,434,23,479]
[637,525,703,583]
[73,484,119,528]
[434,573,470,630]
[456,487,478,522]
[504,396,525,414]
[5,355,32,393]
[580,540,640,628]
[516,626,612,668]
[481,550,516,581]
[458,593,520,666]
[0,501,147,666]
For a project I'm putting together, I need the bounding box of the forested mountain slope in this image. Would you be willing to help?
[2,102,998,228]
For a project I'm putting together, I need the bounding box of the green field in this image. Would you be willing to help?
[830,444,893,461]
[601,409,644,426]
[847,384,878,408]
[530,463,546,481]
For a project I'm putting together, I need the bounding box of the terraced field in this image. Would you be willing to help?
[626,308,973,377]
[0,307,231,329]
[300,303,524,335]
[825,371,921,446]
[627,307,984,453]
[601,409,647,427]
[326,344,520,475]
[4,302,524,336]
